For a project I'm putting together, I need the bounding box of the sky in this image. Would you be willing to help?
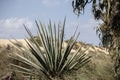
[0,0,101,45]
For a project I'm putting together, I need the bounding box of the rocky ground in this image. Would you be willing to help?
[0,39,115,80]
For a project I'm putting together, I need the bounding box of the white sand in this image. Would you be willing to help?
[0,39,109,54]
[0,39,26,46]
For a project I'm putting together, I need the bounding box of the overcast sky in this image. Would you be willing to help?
[0,0,100,45]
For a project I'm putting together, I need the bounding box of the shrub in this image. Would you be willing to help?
[9,19,91,80]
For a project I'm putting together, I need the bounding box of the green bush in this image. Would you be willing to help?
[9,19,91,80]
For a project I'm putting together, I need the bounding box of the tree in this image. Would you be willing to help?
[72,0,120,79]
[72,0,120,49]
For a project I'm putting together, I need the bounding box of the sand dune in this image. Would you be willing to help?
[0,39,26,46]
[0,39,109,55]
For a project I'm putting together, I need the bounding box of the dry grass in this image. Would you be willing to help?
[0,46,10,76]
[0,44,25,80]
[0,39,115,80]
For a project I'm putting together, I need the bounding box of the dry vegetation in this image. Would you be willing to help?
[0,39,115,80]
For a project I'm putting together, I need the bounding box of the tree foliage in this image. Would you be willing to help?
[72,0,120,49]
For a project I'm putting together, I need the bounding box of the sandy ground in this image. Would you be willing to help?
[0,39,26,46]
[0,39,109,54]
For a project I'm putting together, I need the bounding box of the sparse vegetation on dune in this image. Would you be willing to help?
[0,39,115,80]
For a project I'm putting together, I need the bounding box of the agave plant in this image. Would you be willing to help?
[9,19,91,80]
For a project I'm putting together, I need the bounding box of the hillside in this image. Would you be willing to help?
[0,39,115,80]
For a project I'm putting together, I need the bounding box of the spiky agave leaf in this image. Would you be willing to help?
[10,19,91,79]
